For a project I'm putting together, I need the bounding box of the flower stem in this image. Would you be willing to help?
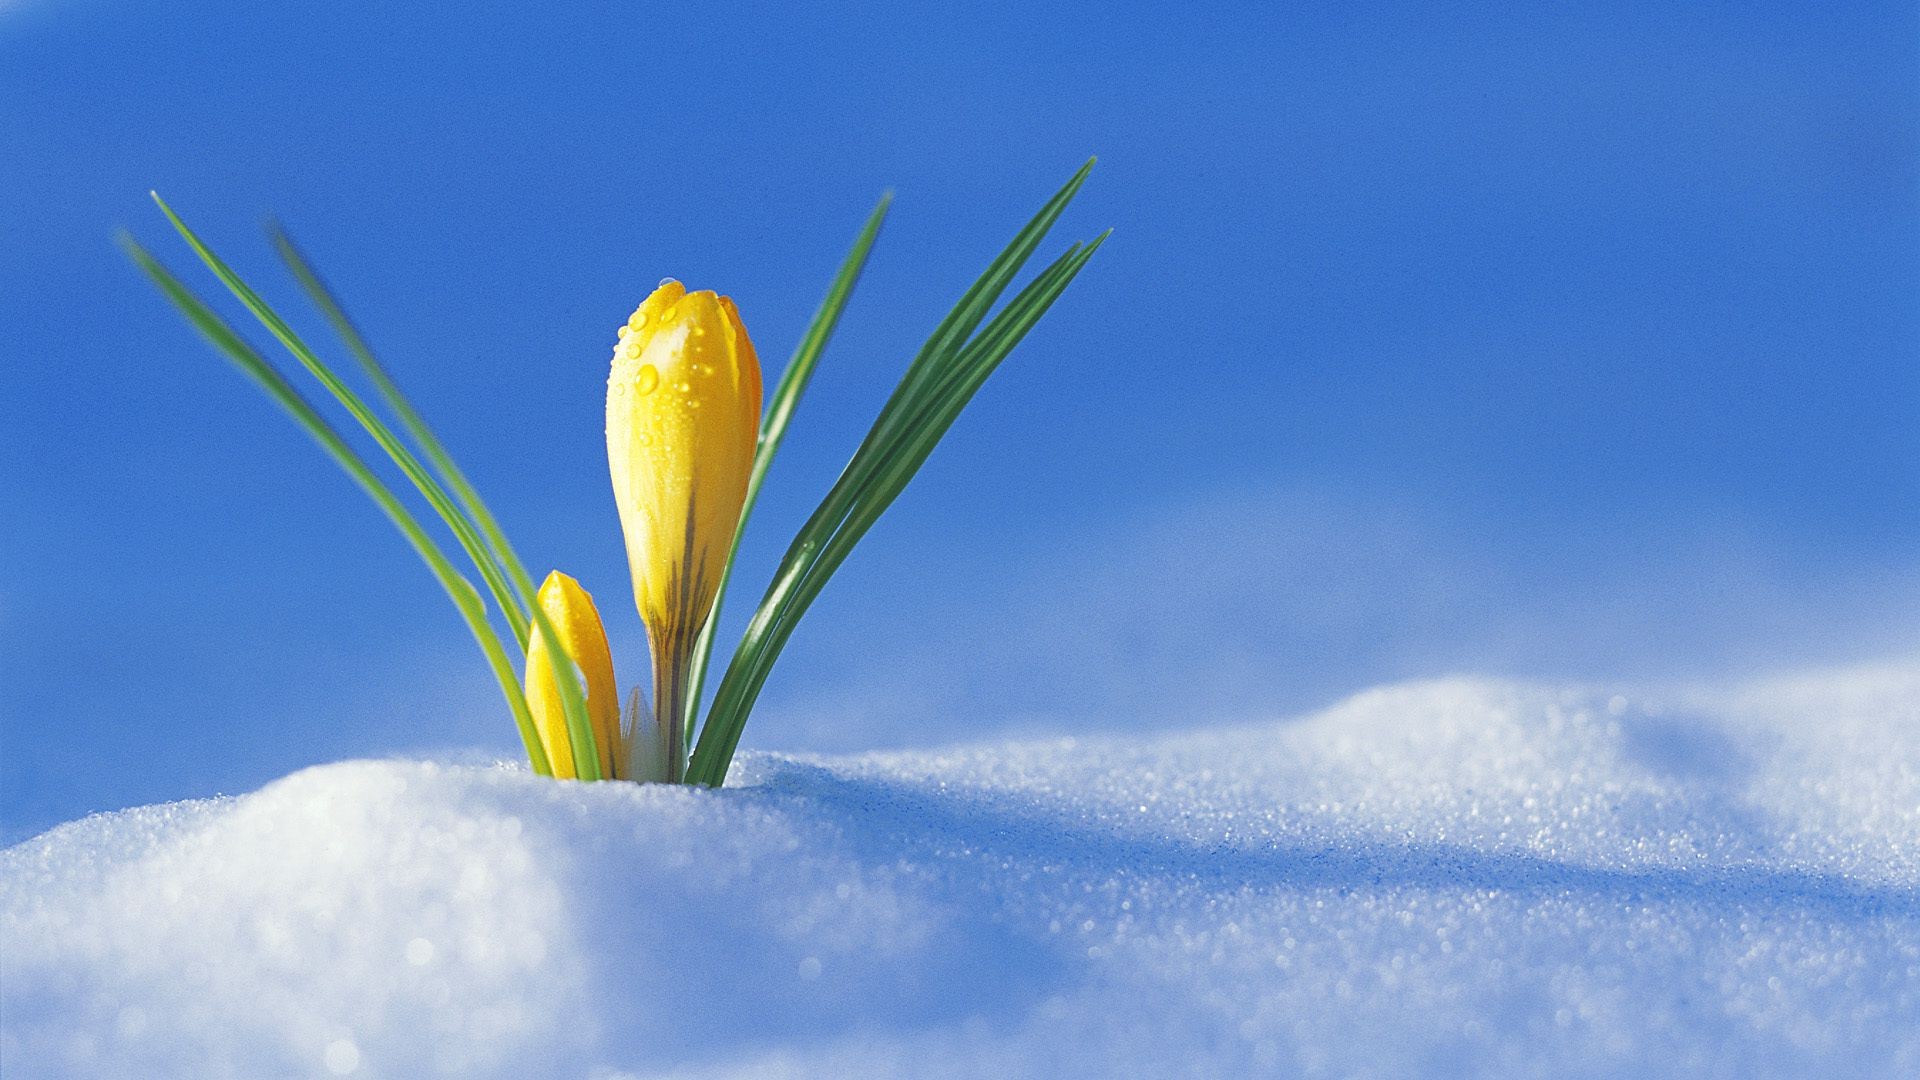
[649,630,690,783]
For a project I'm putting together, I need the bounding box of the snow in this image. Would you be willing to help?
[5,662,1919,1078]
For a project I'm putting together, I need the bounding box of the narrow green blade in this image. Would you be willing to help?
[147,202,600,782]
[265,224,601,780]
[771,160,1096,577]
[683,193,891,744]
[150,194,534,652]
[684,205,1107,787]
[702,162,1096,708]
[866,158,1095,450]
[124,234,555,777]
[266,224,540,604]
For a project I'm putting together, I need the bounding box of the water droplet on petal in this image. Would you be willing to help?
[617,325,630,339]
[691,363,712,376]
[638,432,653,446]
[623,342,642,359]
[634,365,659,394]
[658,276,679,288]
[675,381,692,394]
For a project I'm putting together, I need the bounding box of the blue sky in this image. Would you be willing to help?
[3,0,1915,838]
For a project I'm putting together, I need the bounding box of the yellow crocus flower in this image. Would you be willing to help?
[606,280,762,781]
[523,570,622,779]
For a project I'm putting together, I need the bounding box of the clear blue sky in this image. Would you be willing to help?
[4,0,1916,838]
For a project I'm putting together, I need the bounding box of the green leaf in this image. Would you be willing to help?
[688,236,1105,787]
[123,234,556,778]
[151,195,533,651]
[266,224,540,605]
[794,159,1095,542]
[685,163,1105,787]
[683,193,892,745]
[264,223,602,780]
[144,201,600,782]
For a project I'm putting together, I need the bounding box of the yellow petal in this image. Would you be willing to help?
[606,281,762,641]
[523,570,622,779]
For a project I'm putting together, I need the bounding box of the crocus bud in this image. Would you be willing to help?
[523,571,622,779]
[606,280,762,778]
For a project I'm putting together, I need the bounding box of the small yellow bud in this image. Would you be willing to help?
[523,571,622,779]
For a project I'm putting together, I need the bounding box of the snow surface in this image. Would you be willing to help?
[5,662,1919,1079]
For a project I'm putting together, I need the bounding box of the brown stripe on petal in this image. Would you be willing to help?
[675,483,701,634]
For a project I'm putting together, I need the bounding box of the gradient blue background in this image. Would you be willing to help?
[4,1,1916,840]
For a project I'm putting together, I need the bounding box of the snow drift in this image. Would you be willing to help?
[5,663,1918,1078]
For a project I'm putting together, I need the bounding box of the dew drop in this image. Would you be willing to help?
[657,276,679,288]
[616,325,630,339]
[675,381,692,394]
[688,399,702,409]
[657,307,675,322]
[691,363,712,377]
[638,432,653,446]
[622,342,642,359]
[634,365,659,394]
